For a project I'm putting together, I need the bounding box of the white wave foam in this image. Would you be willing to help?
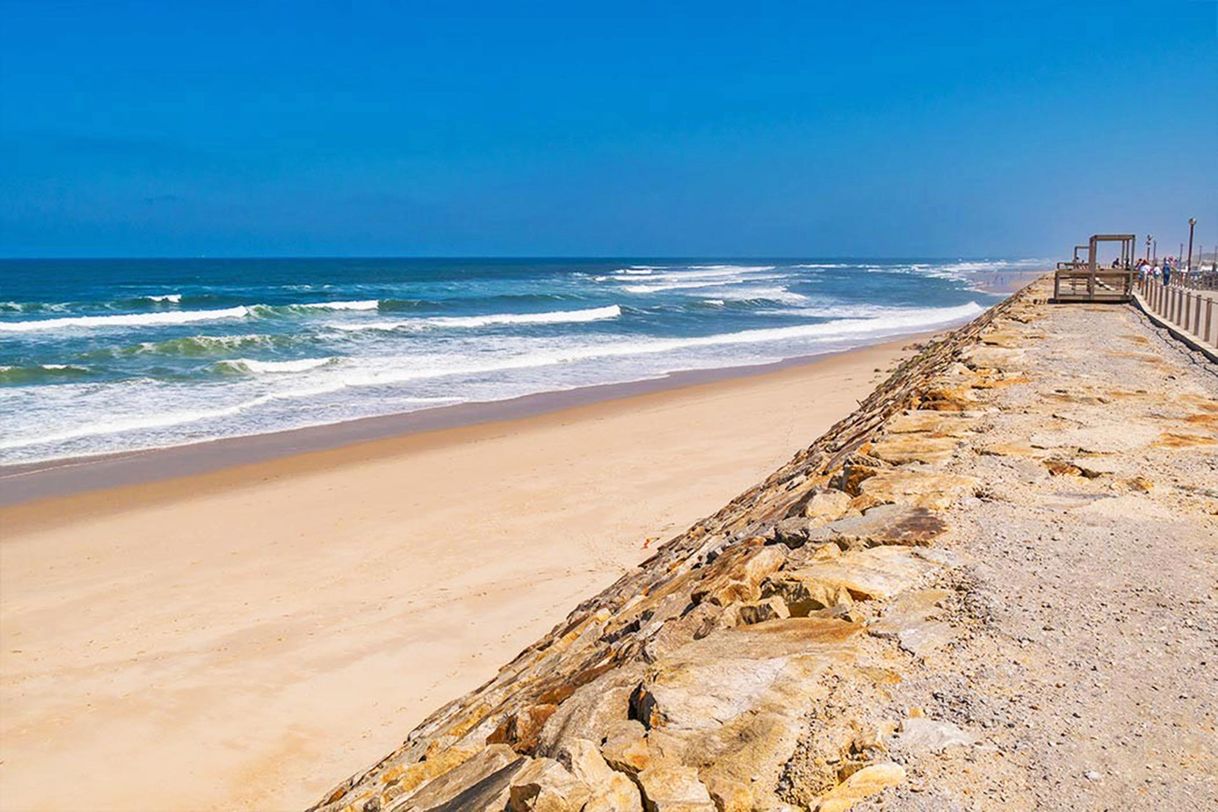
[330,304,622,332]
[144,293,182,303]
[708,286,810,305]
[316,302,984,397]
[294,299,379,311]
[0,388,455,451]
[0,306,250,332]
[218,357,336,374]
[0,302,985,455]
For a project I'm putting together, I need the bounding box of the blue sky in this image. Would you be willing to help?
[1,1,1215,258]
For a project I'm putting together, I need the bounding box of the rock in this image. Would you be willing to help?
[815,762,905,812]
[777,546,940,604]
[868,588,954,657]
[1044,459,1083,477]
[736,596,791,625]
[858,469,979,511]
[915,384,978,411]
[554,739,643,812]
[635,763,716,811]
[536,666,642,757]
[869,434,962,465]
[507,758,592,812]
[488,704,559,753]
[884,411,976,437]
[800,504,949,549]
[892,717,975,753]
[961,345,1027,371]
[389,744,527,812]
[1154,431,1218,448]
[600,720,653,777]
[762,571,854,616]
[691,539,784,607]
[630,619,860,809]
[801,489,854,522]
[370,746,478,808]
[1125,475,1154,493]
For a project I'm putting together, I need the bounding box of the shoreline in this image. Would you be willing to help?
[0,329,936,812]
[0,334,939,510]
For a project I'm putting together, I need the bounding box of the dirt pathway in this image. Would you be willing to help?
[876,300,1218,809]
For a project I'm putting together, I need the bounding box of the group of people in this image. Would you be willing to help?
[1134,256,1183,285]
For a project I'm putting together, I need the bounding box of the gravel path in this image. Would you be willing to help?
[876,299,1218,809]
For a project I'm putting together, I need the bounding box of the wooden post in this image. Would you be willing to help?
[1195,294,1202,336]
[1207,299,1214,346]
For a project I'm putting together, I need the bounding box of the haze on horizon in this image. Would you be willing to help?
[1,0,1215,259]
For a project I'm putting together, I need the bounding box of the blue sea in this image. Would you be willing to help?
[0,258,1040,465]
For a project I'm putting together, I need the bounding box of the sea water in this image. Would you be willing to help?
[0,258,1041,464]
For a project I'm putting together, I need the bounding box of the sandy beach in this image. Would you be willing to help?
[0,337,927,812]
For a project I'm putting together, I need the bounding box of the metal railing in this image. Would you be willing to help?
[1136,276,1218,348]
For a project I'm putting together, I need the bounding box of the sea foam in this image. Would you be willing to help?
[0,306,250,332]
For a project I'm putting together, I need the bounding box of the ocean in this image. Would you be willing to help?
[0,258,1040,465]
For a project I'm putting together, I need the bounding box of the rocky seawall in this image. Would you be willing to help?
[311,277,1218,811]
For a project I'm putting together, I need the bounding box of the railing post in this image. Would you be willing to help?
[1207,299,1214,346]
[1194,295,1202,337]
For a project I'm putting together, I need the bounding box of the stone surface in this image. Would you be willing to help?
[554,739,642,812]
[802,504,949,549]
[736,596,790,625]
[388,744,526,812]
[506,758,592,812]
[885,410,976,437]
[815,762,906,812]
[800,489,855,523]
[858,469,979,510]
[869,434,962,465]
[892,717,975,754]
[635,763,716,811]
[779,546,940,602]
[868,588,954,657]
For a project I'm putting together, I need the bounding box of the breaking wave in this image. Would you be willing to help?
[329,304,622,332]
[0,363,92,385]
[214,357,337,375]
[0,306,251,332]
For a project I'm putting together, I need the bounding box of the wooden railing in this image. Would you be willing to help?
[1136,276,1218,349]
[1052,269,1133,302]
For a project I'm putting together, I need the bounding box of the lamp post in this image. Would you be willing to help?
[1146,235,1153,261]
[1186,218,1196,271]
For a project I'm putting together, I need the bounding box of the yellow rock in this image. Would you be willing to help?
[635,763,716,811]
[858,470,978,511]
[816,762,906,812]
[802,489,854,523]
[869,434,961,465]
[885,411,975,437]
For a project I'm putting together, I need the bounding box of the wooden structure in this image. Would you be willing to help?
[1055,244,1089,270]
[1052,234,1136,303]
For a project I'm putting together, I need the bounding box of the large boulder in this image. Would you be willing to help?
[635,763,716,812]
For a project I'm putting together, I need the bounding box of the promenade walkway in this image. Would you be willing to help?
[1134,277,1218,355]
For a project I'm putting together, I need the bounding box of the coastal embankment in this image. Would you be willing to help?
[311,277,1218,811]
[0,337,926,812]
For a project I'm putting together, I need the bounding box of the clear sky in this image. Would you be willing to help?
[1,1,1215,258]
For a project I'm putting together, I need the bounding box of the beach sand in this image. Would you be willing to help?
[0,337,929,812]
